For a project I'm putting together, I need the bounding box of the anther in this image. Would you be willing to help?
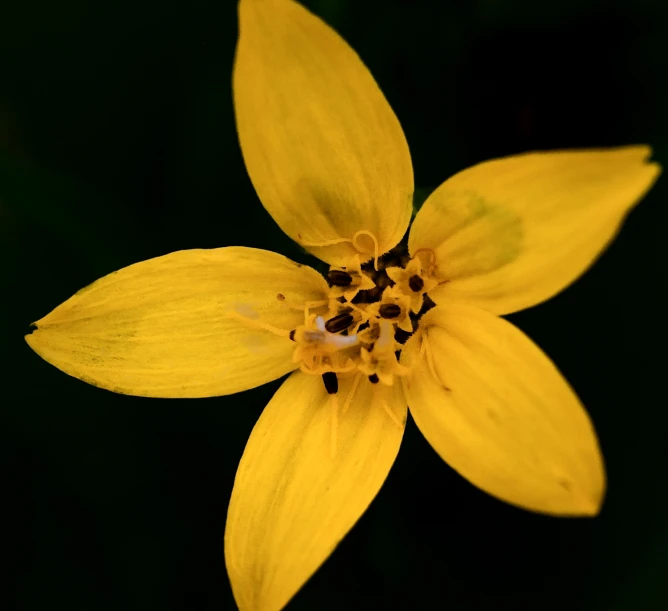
[327,270,353,287]
[322,371,339,394]
[408,274,424,292]
[368,374,379,384]
[325,312,354,334]
[379,303,402,319]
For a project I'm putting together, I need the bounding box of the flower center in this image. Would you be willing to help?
[289,242,439,391]
[226,235,442,456]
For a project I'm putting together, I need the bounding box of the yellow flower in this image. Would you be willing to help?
[25,0,660,610]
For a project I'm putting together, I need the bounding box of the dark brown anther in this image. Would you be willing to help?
[289,329,296,341]
[379,303,402,319]
[324,313,354,333]
[408,274,424,292]
[327,269,353,287]
[368,374,379,384]
[322,371,339,394]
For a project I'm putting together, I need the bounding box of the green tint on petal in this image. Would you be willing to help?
[234,0,413,265]
[409,146,661,314]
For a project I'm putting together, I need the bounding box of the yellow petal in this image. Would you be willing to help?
[234,0,413,265]
[409,146,661,314]
[225,371,406,611]
[403,303,605,516]
[26,247,329,398]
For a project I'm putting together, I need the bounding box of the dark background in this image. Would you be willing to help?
[2,0,667,609]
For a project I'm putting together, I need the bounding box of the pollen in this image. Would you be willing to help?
[385,248,439,314]
[408,274,424,292]
[327,270,353,287]
[326,254,376,301]
[283,240,440,395]
[379,303,401,318]
[324,311,354,333]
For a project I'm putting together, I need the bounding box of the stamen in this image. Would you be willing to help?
[420,333,451,391]
[302,300,330,322]
[309,316,360,350]
[412,248,437,274]
[287,241,439,389]
[275,297,329,315]
[375,320,395,352]
[329,393,339,459]
[378,398,404,430]
[224,310,291,339]
[379,303,402,319]
[325,312,354,333]
[327,270,353,287]
[342,372,362,414]
[322,371,339,395]
[352,230,380,271]
[299,236,352,247]
[408,275,425,292]
[299,230,380,271]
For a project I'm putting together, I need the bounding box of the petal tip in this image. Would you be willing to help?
[647,159,662,181]
[558,464,607,518]
[24,325,39,346]
[571,494,605,518]
[623,144,662,180]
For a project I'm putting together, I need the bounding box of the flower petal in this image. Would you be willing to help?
[225,371,406,611]
[403,303,605,516]
[26,247,329,398]
[409,146,661,314]
[234,0,413,265]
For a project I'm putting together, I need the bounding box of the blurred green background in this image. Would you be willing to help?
[2,0,667,609]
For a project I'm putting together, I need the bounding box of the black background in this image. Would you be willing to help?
[2,0,667,609]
